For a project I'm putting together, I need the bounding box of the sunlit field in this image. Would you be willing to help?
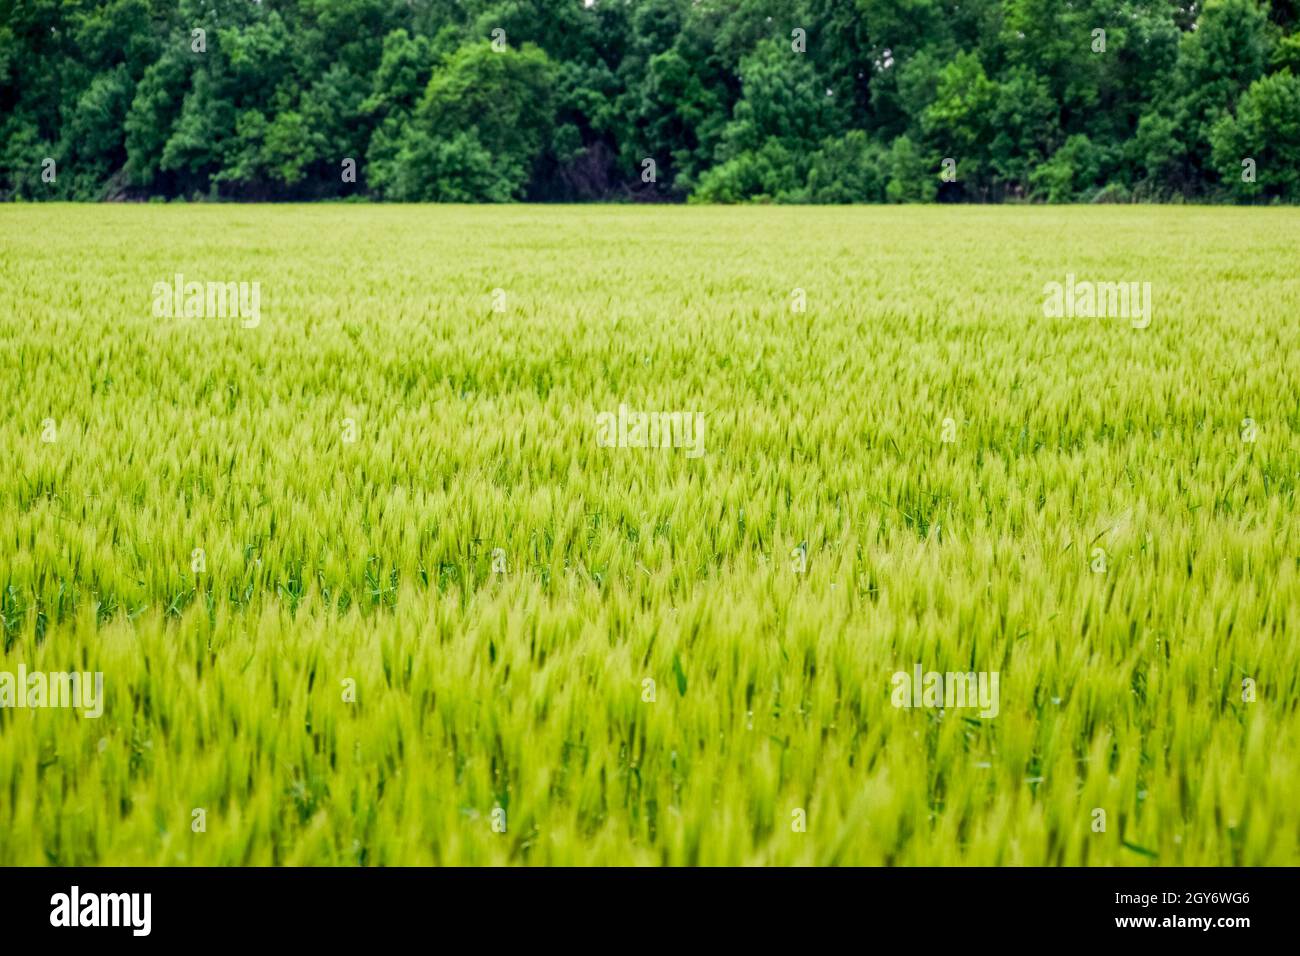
[0,204,1297,865]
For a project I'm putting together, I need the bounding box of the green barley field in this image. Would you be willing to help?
[1,204,1297,866]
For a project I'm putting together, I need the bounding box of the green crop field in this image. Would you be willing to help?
[0,204,1297,866]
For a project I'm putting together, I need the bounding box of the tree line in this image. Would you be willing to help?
[3,0,1298,203]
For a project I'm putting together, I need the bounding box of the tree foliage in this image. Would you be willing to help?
[2,0,1296,202]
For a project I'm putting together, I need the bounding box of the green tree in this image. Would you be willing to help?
[1166,0,1273,187]
[885,134,937,202]
[922,51,998,194]
[804,130,889,202]
[1211,70,1300,201]
[378,41,556,201]
[694,37,842,201]
[1031,134,1111,202]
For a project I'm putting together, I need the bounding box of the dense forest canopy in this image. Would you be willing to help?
[2,0,1298,203]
